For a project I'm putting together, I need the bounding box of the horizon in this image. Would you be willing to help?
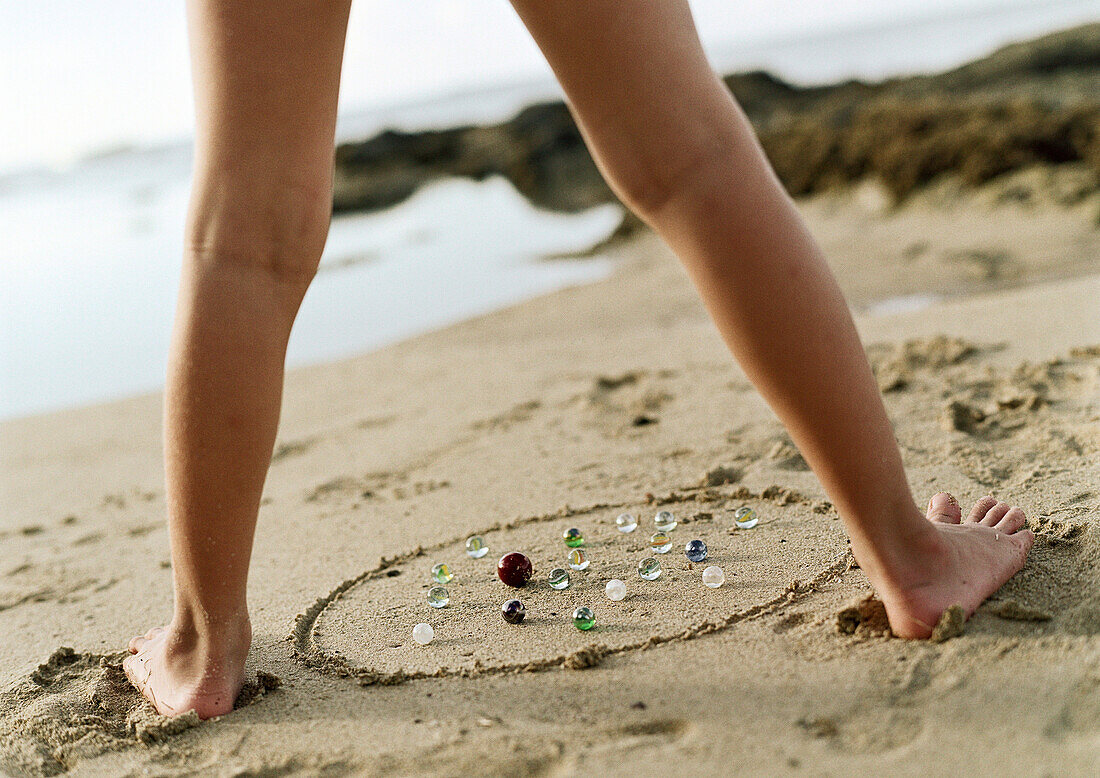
[3,0,1097,176]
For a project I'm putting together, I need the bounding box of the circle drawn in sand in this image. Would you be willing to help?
[290,489,851,684]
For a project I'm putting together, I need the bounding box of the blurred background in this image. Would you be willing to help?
[1,0,1097,420]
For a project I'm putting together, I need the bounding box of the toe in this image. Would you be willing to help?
[995,506,1026,534]
[926,492,962,523]
[123,653,150,687]
[981,501,1012,527]
[966,495,998,523]
[1012,528,1036,555]
[128,627,165,654]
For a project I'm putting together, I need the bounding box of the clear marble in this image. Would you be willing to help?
[562,527,584,548]
[733,506,759,529]
[649,531,672,554]
[702,565,725,588]
[605,579,627,602]
[426,586,449,608]
[615,513,638,533]
[654,510,677,532]
[572,606,596,631]
[412,623,435,645]
[548,567,571,590]
[431,562,453,584]
[465,535,489,558]
[638,557,662,581]
[685,539,708,563]
[567,548,590,571]
[501,599,526,624]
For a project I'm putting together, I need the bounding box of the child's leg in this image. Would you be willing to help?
[509,0,1033,637]
[123,0,352,718]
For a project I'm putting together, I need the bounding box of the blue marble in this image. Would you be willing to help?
[685,539,708,563]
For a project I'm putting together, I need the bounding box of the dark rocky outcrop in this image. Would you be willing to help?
[333,23,1100,216]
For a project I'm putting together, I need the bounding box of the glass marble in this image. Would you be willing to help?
[567,548,590,571]
[548,567,571,590]
[501,599,526,624]
[702,565,725,588]
[615,513,638,533]
[733,506,759,529]
[654,510,677,532]
[431,562,453,584]
[465,535,489,559]
[605,579,627,602]
[572,606,596,631]
[649,531,672,554]
[562,527,585,548]
[685,539,708,563]
[497,552,533,587]
[638,557,662,581]
[427,586,449,608]
[412,623,435,645]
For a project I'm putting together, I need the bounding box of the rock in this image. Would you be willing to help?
[330,24,1100,220]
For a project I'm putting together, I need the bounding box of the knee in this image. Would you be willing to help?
[185,176,333,288]
[607,133,732,221]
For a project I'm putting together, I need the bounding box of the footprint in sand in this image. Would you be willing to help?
[290,488,849,685]
[270,436,317,463]
[867,335,985,393]
[577,370,675,432]
[0,575,119,615]
[0,648,279,777]
[470,399,542,432]
[797,708,924,755]
[871,342,1100,491]
[1044,669,1100,741]
[305,471,450,505]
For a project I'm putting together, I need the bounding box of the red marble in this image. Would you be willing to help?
[496,552,533,587]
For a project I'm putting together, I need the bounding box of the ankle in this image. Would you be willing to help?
[159,616,251,695]
[850,507,949,590]
[169,601,252,658]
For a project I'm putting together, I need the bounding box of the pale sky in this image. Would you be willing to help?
[0,0,1092,173]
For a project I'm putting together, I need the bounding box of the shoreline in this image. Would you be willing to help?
[5,159,1098,425]
[3,22,1097,423]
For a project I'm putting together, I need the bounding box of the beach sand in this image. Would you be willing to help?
[1,178,1098,776]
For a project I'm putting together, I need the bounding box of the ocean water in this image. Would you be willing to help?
[0,167,619,420]
[1,1,1096,420]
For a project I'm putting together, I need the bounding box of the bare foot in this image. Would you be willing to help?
[123,620,251,719]
[868,493,1034,639]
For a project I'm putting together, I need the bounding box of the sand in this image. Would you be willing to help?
[1,178,1098,776]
